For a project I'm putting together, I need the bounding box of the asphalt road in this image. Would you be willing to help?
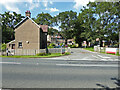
[1,48,119,88]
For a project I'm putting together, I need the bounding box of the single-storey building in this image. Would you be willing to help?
[7,10,48,50]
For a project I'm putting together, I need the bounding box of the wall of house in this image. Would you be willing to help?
[15,19,40,49]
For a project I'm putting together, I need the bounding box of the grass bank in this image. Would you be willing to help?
[0,52,71,58]
[84,47,120,56]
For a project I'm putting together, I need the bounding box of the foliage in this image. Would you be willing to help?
[60,43,64,46]
[64,52,71,55]
[48,27,58,35]
[55,10,77,44]
[0,11,25,43]
[48,43,56,48]
[1,53,68,58]
[74,2,119,47]
[1,44,6,51]
[36,52,51,56]
[34,12,53,26]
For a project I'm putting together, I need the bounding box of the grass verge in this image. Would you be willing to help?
[0,52,71,58]
[84,47,94,52]
[84,47,120,56]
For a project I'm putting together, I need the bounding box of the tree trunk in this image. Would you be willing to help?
[65,39,67,44]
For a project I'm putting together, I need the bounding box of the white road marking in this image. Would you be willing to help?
[97,55,111,59]
[56,64,118,67]
[0,62,21,64]
[92,55,99,59]
[101,59,107,61]
[114,59,119,61]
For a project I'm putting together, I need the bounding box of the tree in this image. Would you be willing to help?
[34,12,53,26]
[0,11,24,43]
[74,1,119,47]
[56,10,77,44]
[48,27,58,35]
[88,2,119,46]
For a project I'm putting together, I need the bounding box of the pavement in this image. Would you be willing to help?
[1,48,119,88]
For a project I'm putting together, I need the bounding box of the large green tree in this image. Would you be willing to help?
[34,12,53,26]
[74,1,119,47]
[0,11,24,43]
[56,10,77,44]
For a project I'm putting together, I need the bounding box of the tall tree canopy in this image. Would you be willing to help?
[74,1,119,47]
[0,11,24,43]
[34,12,53,26]
[56,10,77,44]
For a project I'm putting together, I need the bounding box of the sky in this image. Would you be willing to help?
[0,0,95,30]
[0,0,95,18]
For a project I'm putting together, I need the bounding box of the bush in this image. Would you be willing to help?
[36,53,51,56]
[64,52,71,55]
[36,53,46,56]
[72,44,76,48]
[1,44,6,51]
[60,43,63,46]
[68,45,72,48]
[48,43,56,48]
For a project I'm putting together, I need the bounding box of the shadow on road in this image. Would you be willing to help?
[96,77,120,90]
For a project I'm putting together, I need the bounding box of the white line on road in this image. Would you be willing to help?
[92,55,99,59]
[0,62,21,64]
[56,64,118,67]
[97,55,111,59]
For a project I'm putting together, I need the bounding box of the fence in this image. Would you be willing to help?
[94,46,119,54]
[1,48,69,56]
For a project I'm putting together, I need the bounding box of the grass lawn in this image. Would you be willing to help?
[84,47,120,56]
[84,47,94,52]
[0,53,70,58]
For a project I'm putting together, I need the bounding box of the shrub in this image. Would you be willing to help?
[60,43,63,46]
[1,44,6,51]
[68,45,72,48]
[72,44,76,48]
[36,53,46,56]
[48,43,56,48]
[36,53,51,56]
[64,52,71,55]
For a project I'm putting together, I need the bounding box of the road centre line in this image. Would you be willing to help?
[56,64,118,67]
[0,62,21,64]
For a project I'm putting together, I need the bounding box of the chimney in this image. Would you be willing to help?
[25,10,31,17]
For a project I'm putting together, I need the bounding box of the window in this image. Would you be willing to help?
[18,42,22,48]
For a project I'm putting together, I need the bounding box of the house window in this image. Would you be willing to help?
[18,42,22,48]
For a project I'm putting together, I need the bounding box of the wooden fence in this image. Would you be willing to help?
[1,48,68,56]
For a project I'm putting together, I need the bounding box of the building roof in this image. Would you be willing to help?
[14,16,40,29]
[14,16,48,33]
[40,25,48,32]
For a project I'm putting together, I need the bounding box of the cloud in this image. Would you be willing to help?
[0,2,20,13]
[73,0,95,10]
[29,3,40,10]
[42,0,53,7]
[50,8,59,12]
[50,1,53,4]
[43,0,48,7]
[0,0,22,13]
[45,7,59,12]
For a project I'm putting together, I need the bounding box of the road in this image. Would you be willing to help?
[1,48,119,88]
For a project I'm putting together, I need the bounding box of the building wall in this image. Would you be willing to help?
[15,19,40,49]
